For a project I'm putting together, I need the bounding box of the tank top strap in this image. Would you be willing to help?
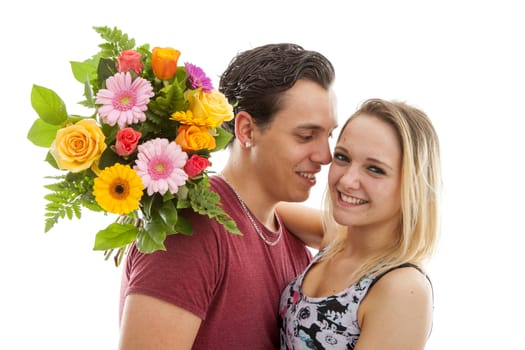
[368,262,432,292]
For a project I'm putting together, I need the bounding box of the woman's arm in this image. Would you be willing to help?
[355,267,433,350]
[276,202,324,249]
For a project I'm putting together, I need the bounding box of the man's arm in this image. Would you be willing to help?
[277,202,324,249]
[118,294,202,350]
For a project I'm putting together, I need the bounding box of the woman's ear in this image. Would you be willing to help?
[235,111,254,148]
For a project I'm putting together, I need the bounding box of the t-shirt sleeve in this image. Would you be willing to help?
[122,215,223,320]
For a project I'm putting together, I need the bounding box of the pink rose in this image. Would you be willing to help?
[117,50,143,74]
[184,154,211,178]
[115,128,141,156]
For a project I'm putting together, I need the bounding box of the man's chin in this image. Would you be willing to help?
[290,191,310,203]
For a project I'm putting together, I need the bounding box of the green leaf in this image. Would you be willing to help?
[83,78,95,108]
[71,58,99,108]
[93,223,138,251]
[136,223,167,253]
[42,172,101,232]
[44,220,55,233]
[44,151,59,169]
[158,200,178,229]
[98,147,125,169]
[140,194,156,220]
[176,185,189,201]
[187,178,241,235]
[174,216,192,235]
[44,193,63,202]
[93,26,136,57]
[214,127,233,151]
[72,205,81,219]
[70,60,97,85]
[31,85,68,125]
[147,81,187,120]
[97,57,117,86]
[144,214,169,236]
[100,121,120,144]
[218,216,242,235]
[27,119,60,147]
[65,206,73,220]
[175,185,191,209]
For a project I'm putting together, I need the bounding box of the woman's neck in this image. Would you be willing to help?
[340,223,400,260]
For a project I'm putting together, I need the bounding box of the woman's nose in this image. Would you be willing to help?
[340,165,361,189]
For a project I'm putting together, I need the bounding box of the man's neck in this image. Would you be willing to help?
[219,165,279,231]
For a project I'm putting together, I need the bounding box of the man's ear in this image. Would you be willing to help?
[235,111,254,148]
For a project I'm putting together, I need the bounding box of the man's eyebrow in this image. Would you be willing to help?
[295,123,336,131]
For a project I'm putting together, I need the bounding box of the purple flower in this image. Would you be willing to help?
[185,62,213,92]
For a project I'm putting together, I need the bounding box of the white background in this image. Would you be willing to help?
[1,0,524,348]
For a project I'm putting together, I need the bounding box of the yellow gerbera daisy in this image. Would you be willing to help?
[93,163,144,215]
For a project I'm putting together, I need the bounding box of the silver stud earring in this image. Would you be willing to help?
[245,140,252,148]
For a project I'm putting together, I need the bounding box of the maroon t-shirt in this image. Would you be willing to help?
[120,176,312,349]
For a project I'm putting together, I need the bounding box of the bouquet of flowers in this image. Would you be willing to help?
[27,26,240,265]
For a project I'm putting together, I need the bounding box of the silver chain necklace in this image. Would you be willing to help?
[219,174,283,246]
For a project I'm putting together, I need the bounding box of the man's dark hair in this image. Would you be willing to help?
[219,43,335,137]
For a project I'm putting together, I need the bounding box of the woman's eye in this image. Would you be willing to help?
[369,166,385,175]
[333,152,349,162]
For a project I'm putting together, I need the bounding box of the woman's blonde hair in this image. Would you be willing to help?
[321,98,442,280]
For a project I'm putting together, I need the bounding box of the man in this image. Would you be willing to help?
[118,43,337,349]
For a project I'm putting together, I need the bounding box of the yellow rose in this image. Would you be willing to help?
[184,88,234,128]
[175,125,216,152]
[50,119,107,172]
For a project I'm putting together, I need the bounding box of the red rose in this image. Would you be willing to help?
[117,50,143,74]
[184,154,211,178]
[115,128,141,156]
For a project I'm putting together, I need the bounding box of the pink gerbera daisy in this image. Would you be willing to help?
[95,72,154,129]
[134,138,188,196]
[185,62,213,92]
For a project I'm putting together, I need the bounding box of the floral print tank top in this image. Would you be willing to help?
[278,253,427,349]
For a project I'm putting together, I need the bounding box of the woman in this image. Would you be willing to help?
[279,98,442,349]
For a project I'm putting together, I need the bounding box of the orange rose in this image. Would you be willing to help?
[50,119,106,172]
[151,47,180,80]
[175,125,216,152]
